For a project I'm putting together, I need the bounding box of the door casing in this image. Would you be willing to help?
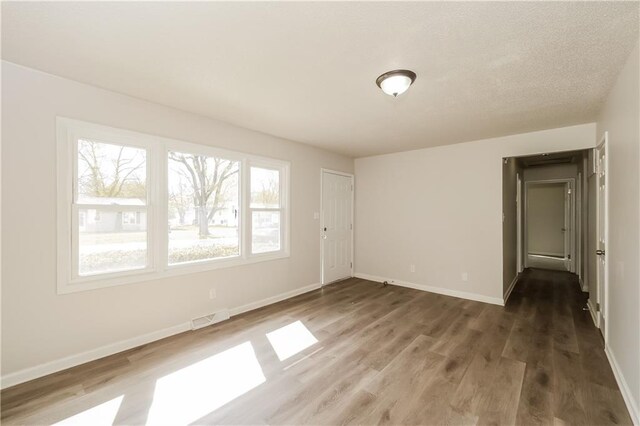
[516,173,523,273]
[320,169,354,285]
[524,178,577,272]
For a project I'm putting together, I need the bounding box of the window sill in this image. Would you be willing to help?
[58,251,290,295]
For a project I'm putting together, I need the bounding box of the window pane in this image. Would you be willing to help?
[78,208,147,276]
[250,167,280,208]
[168,151,240,264]
[77,139,147,205]
[252,211,281,254]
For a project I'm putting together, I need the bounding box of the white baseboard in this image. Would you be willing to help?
[503,274,519,304]
[587,298,600,328]
[229,282,321,316]
[528,251,565,258]
[579,277,588,292]
[1,282,322,390]
[605,345,639,425]
[354,273,503,306]
[0,322,191,390]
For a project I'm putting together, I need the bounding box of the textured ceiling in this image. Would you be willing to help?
[2,2,638,157]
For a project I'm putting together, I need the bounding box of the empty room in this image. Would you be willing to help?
[1,2,639,425]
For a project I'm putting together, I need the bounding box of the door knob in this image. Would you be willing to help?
[596,249,605,256]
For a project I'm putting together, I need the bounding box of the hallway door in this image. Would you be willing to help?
[596,138,607,334]
[587,170,598,325]
[563,182,573,271]
[321,170,353,285]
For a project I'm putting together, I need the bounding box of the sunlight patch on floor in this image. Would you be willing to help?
[52,395,124,426]
[146,341,265,425]
[266,320,319,361]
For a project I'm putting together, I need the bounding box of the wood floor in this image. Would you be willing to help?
[1,269,631,425]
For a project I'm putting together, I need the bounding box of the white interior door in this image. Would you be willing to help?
[596,141,607,333]
[563,182,572,271]
[321,171,353,284]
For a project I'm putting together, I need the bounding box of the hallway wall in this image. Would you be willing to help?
[523,163,578,182]
[596,38,639,423]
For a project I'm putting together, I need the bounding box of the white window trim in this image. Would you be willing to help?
[248,163,289,256]
[57,117,290,295]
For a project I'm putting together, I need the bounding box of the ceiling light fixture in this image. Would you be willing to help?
[376,69,417,97]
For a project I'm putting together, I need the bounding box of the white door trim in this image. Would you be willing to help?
[516,173,523,273]
[576,172,582,283]
[524,178,577,272]
[320,168,354,285]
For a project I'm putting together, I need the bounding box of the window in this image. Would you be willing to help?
[57,118,289,293]
[250,167,282,254]
[75,139,149,277]
[122,212,142,225]
[167,151,240,265]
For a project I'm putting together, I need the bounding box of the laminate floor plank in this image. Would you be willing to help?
[474,356,526,425]
[514,362,555,425]
[1,270,633,425]
[349,335,442,425]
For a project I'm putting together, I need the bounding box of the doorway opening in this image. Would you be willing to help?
[525,179,575,272]
[502,146,606,334]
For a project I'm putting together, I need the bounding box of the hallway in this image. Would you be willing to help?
[1,270,632,425]
[505,268,630,424]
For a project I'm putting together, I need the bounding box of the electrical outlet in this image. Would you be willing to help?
[410,264,416,273]
[209,288,217,299]
[461,272,469,282]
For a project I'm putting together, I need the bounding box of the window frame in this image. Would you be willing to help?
[248,163,287,256]
[57,118,290,294]
[164,140,244,269]
[73,137,153,280]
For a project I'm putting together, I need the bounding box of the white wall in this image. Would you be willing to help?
[523,163,578,182]
[355,123,595,304]
[1,62,353,383]
[596,39,640,423]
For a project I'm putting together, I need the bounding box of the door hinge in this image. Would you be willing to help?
[350,223,353,230]
[350,262,353,268]
[596,302,600,312]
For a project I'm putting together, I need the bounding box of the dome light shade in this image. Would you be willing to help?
[376,69,417,97]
